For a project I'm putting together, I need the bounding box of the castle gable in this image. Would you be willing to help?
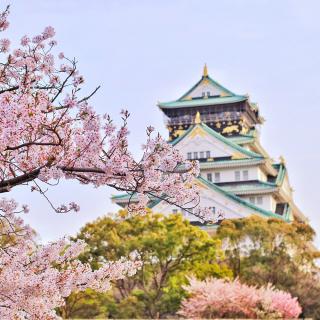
[171,123,262,160]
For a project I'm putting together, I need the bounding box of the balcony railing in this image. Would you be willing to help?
[166,111,242,126]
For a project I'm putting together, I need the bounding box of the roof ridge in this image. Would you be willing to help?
[177,71,236,102]
[199,123,263,159]
[178,77,203,101]
[158,95,247,109]
[206,75,235,96]
[275,163,286,186]
[112,178,288,222]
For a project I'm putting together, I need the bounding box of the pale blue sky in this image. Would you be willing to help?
[4,1,320,244]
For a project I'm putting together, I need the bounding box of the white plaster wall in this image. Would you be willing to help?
[177,135,235,159]
[281,175,292,198]
[270,196,277,212]
[188,82,224,98]
[240,195,277,212]
[200,166,262,183]
[241,195,269,211]
[152,182,264,222]
[258,169,268,182]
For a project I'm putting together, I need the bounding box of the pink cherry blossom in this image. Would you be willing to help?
[0,7,202,218]
[0,38,9,52]
[178,277,302,319]
[0,198,141,319]
[0,5,214,318]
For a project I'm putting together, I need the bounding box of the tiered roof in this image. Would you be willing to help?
[112,175,291,222]
[112,66,308,225]
[112,117,298,222]
[158,65,250,110]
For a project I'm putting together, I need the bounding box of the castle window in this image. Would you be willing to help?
[207,91,210,97]
[275,203,286,215]
[202,92,205,97]
[249,197,255,204]
[214,172,220,182]
[193,152,198,159]
[187,152,192,160]
[172,209,178,214]
[243,170,249,181]
[206,151,211,158]
[235,171,241,181]
[257,196,263,205]
[200,151,204,159]
[207,173,212,182]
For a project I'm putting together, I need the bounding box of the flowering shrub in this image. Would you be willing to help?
[178,277,302,319]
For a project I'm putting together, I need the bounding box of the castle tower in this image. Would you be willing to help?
[112,67,307,228]
[158,65,263,141]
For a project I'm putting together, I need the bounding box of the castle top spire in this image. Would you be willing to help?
[203,64,208,77]
[195,111,201,124]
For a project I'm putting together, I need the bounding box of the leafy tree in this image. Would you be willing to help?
[58,289,113,319]
[215,216,320,318]
[64,211,231,318]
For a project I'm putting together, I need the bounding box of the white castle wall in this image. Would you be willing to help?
[200,166,266,183]
[188,82,224,98]
[240,195,277,212]
[176,135,236,159]
[153,181,267,222]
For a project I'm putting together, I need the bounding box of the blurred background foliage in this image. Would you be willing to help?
[57,212,320,319]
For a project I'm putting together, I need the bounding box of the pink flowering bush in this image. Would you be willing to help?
[178,277,302,319]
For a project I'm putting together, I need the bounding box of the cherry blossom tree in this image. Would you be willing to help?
[0,199,141,319]
[178,277,302,319]
[0,5,210,319]
[0,4,203,217]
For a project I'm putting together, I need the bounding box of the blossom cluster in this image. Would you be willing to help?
[178,277,302,319]
[0,9,204,219]
[0,5,216,318]
[0,198,141,319]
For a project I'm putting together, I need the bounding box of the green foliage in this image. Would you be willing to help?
[215,215,320,318]
[63,211,231,318]
[58,289,112,319]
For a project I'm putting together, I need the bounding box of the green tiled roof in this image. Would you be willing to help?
[158,95,247,109]
[200,158,264,169]
[158,72,249,109]
[112,193,150,203]
[274,163,286,186]
[197,177,289,221]
[170,122,263,159]
[179,74,236,100]
[218,181,278,195]
[228,133,256,145]
[112,177,288,222]
[147,177,288,221]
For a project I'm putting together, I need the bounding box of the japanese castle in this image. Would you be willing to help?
[112,65,307,227]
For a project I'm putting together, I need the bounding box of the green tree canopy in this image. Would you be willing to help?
[62,211,231,319]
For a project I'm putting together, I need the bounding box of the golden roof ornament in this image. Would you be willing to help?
[195,111,201,124]
[279,155,286,164]
[203,64,208,77]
